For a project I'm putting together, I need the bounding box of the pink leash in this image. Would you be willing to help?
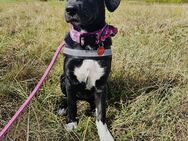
[0,41,65,140]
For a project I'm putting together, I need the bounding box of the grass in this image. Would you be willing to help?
[0,1,188,141]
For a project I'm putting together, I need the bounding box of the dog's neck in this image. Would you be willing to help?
[74,21,106,33]
[70,8,106,44]
[70,24,107,44]
[68,24,117,51]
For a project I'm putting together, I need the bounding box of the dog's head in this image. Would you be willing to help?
[64,0,120,30]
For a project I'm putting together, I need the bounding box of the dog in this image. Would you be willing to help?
[57,0,120,140]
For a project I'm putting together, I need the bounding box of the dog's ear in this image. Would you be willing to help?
[104,0,121,12]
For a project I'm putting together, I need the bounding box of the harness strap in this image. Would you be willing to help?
[63,47,112,57]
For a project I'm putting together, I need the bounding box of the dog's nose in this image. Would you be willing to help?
[66,6,77,16]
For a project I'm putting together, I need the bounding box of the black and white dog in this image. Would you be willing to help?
[58,0,120,140]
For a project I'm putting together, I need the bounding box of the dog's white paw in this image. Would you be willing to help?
[65,122,77,131]
[57,108,67,116]
[96,120,114,141]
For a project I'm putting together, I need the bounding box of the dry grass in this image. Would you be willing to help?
[0,1,188,141]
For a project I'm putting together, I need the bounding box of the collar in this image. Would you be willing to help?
[70,24,118,46]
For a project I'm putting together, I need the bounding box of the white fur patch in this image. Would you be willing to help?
[96,120,114,141]
[65,122,77,131]
[57,108,67,116]
[74,60,104,90]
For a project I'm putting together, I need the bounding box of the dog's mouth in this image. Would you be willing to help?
[66,17,79,23]
[66,15,96,28]
[65,12,80,24]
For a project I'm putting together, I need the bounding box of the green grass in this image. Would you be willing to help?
[1,1,188,141]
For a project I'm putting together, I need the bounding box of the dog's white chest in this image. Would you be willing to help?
[74,60,104,90]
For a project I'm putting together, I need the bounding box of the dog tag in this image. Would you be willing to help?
[97,46,105,56]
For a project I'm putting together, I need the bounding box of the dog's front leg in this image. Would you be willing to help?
[65,80,77,131]
[95,86,114,141]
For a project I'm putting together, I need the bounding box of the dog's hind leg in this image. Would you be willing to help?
[95,85,114,141]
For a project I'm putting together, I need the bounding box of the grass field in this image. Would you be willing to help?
[0,0,188,141]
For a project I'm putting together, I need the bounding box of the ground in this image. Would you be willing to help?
[0,0,188,141]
